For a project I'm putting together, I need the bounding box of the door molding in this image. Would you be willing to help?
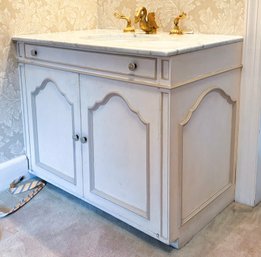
[236,0,261,206]
[88,92,151,219]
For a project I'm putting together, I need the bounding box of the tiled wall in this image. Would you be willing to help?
[0,0,245,163]
[0,0,98,162]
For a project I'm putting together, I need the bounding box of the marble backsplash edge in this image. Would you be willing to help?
[97,0,245,35]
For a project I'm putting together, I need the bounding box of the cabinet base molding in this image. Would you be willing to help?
[172,186,235,249]
[29,169,170,244]
[0,155,28,191]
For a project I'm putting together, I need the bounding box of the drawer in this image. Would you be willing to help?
[24,44,157,80]
[170,42,243,87]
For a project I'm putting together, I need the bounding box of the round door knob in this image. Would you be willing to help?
[31,49,38,56]
[72,134,79,141]
[128,62,137,71]
[81,137,88,144]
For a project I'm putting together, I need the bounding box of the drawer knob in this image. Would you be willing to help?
[81,137,88,144]
[31,49,38,56]
[72,134,79,141]
[128,62,137,71]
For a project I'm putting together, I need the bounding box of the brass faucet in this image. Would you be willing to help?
[170,12,187,35]
[114,12,135,32]
[134,7,159,34]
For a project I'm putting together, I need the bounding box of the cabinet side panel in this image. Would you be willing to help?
[180,89,235,224]
[170,69,240,242]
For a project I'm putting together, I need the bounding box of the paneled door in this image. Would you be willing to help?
[80,75,162,236]
[24,65,83,195]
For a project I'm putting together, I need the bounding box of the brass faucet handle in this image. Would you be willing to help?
[170,12,187,35]
[114,12,135,33]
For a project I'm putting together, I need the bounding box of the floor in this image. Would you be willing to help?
[0,184,261,257]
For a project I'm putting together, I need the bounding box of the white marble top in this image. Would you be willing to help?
[13,29,243,57]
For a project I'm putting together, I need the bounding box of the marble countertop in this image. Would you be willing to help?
[13,29,243,57]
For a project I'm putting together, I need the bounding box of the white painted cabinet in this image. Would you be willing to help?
[24,66,162,235]
[80,75,162,234]
[24,65,83,195]
[15,32,243,247]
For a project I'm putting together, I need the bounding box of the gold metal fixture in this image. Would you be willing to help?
[170,12,187,35]
[134,7,159,34]
[114,12,135,32]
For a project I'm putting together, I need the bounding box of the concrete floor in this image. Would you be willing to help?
[0,184,261,257]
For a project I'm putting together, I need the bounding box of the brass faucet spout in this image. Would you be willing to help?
[134,7,158,34]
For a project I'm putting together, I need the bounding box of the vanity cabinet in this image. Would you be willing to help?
[14,31,243,247]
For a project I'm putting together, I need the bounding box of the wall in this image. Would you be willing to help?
[0,0,98,163]
[236,0,261,206]
[256,137,261,204]
[97,0,245,34]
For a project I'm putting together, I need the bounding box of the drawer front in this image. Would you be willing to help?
[24,44,157,80]
[170,42,243,87]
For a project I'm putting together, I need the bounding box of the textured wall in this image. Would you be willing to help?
[97,0,245,35]
[0,0,98,163]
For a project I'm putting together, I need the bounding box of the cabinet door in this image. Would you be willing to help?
[80,75,162,236]
[24,65,82,195]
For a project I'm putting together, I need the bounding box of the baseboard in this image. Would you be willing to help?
[175,185,235,248]
[0,155,29,191]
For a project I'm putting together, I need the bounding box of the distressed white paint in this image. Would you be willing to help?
[24,65,83,195]
[16,31,242,247]
[80,75,162,232]
[169,70,240,245]
[236,0,261,206]
[181,90,234,223]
